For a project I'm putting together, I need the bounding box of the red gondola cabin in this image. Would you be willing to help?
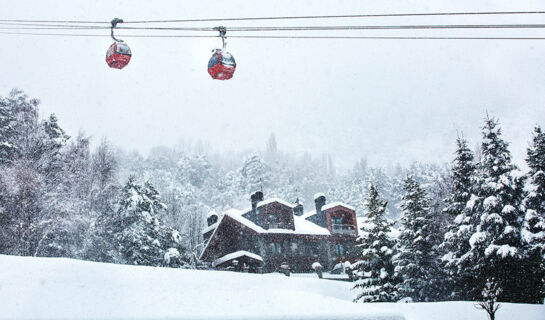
[208,50,236,80]
[106,42,131,69]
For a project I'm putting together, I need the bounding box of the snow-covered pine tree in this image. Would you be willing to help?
[265,133,278,159]
[110,177,188,267]
[36,133,92,259]
[522,126,545,303]
[83,139,121,262]
[240,153,271,195]
[0,96,16,165]
[1,89,48,256]
[353,184,398,302]
[394,175,439,302]
[441,136,476,299]
[458,116,526,302]
[0,95,16,253]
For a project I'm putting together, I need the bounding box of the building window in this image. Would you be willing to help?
[291,242,298,252]
[335,243,345,256]
[332,216,343,225]
[268,214,281,229]
[270,242,282,254]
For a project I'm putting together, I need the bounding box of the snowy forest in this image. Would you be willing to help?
[0,89,543,305]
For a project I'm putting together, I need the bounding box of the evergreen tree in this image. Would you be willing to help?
[82,138,120,262]
[522,126,545,303]
[2,90,47,256]
[107,177,188,266]
[441,136,476,299]
[0,96,16,165]
[36,134,92,259]
[266,133,278,156]
[394,175,439,301]
[458,116,526,302]
[240,153,271,194]
[353,184,398,302]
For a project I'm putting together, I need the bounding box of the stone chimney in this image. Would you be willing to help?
[314,193,326,213]
[313,193,328,228]
[251,190,264,211]
[293,198,304,216]
[207,211,218,226]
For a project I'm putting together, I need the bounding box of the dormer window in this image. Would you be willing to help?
[328,208,357,236]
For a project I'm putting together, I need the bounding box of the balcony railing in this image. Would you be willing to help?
[331,224,356,236]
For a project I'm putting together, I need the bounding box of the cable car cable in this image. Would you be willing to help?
[217,24,545,31]
[2,31,545,40]
[122,11,545,23]
[2,10,545,24]
[3,23,545,32]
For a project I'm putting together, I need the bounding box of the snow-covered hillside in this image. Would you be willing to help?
[0,255,543,320]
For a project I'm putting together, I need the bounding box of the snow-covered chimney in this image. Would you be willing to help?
[314,193,326,213]
[251,191,264,211]
[293,199,304,216]
[207,211,218,226]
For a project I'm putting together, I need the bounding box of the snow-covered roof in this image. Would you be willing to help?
[292,215,330,235]
[202,222,219,234]
[301,202,355,220]
[301,209,317,219]
[256,198,295,208]
[224,209,330,236]
[201,197,359,259]
[322,202,355,211]
[213,250,263,267]
[225,210,266,233]
[314,192,325,200]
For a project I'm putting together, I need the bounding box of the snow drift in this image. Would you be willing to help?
[0,255,542,320]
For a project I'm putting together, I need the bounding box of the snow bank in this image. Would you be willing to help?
[0,255,543,320]
[0,254,399,320]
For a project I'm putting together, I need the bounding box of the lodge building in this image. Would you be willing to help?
[200,191,360,272]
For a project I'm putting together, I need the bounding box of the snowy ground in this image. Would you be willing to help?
[0,255,543,320]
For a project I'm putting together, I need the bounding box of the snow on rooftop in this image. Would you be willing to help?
[314,192,326,200]
[202,222,219,234]
[213,250,263,267]
[292,215,330,235]
[224,208,329,236]
[206,198,355,240]
[322,202,355,211]
[226,208,242,215]
[301,209,317,219]
[224,210,266,233]
[257,198,295,208]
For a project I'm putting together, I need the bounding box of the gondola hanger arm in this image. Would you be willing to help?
[111,18,124,42]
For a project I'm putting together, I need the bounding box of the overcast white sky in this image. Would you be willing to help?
[1,0,544,170]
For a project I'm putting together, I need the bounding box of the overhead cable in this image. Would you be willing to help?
[2,11,545,24]
[2,31,545,40]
